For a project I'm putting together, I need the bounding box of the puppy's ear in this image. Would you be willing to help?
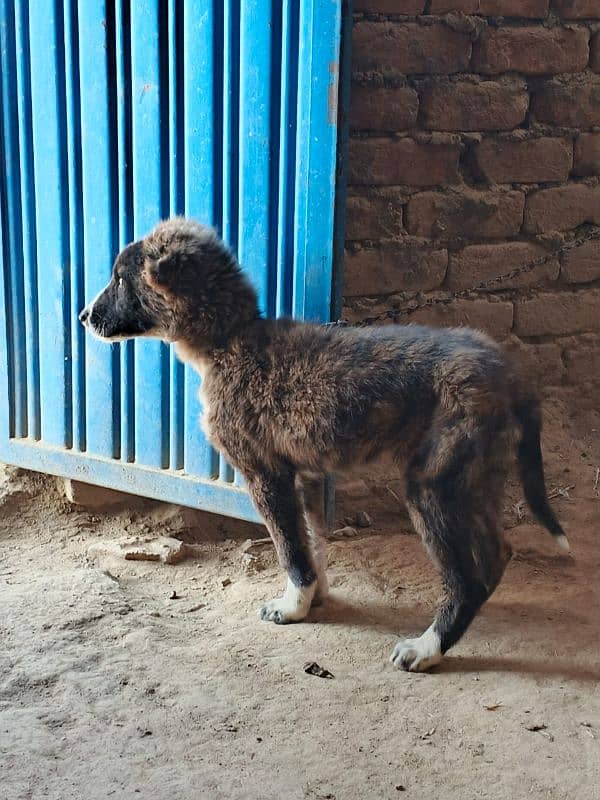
[144,252,181,297]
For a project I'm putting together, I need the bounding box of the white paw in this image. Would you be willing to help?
[390,625,442,672]
[258,579,315,624]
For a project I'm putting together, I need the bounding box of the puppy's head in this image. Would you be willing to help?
[79,218,256,344]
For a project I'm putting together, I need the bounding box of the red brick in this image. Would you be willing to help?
[591,31,600,71]
[504,338,565,387]
[472,26,589,75]
[421,80,528,132]
[432,0,549,11]
[430,0,478,10]
[447,242,559,290]
[553,0,600,18]
[531,79,600,128]
[348,138,461,187]
[479,0,549,15]
[524,184,600,233]
[475,138,573,183]
[561,239,600,283]
[563,335,600,385]
[573,134,600,176]
[410,298,514,339]
[346,192,404,240]
[355,0,425,11]
[353,22,471,74]
[514,290,600,336]
[350,85,418,131]
[406,189,524,238]
[344,243,448,295]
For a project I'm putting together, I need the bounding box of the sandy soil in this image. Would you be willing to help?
[1,388,599,800]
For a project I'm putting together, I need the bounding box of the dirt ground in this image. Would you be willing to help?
[1,388,599,800]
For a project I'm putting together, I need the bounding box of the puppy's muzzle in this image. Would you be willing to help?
[78,307,91,325]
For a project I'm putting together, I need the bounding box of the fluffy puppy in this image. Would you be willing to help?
[80,218,568,671]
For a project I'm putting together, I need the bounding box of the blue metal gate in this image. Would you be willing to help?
[0,1,348,521]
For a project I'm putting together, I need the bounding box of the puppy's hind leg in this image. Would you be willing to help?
[297,473,329,606]
[245,465,318,624]
[392,430,511,672]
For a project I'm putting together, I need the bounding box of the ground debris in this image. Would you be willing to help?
[88,536,188,565]
[303,662,334,679]
[169,590,179,600]
[420,727,436,740]
[355,511,372,528]
[484,703,503,711]
[331,525,358,538]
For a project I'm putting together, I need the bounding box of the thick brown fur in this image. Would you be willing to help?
[80,218,568,672]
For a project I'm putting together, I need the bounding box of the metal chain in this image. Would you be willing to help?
[327,223,600,329]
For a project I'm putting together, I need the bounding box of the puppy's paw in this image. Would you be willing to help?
[390,626,442,672]
[258,579,315,624]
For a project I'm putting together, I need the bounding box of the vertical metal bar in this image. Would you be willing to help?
[130,0,169,469]
[275,0,299,319]
[29,0,72,447]
[219,0,240,485]
[78,0,120,458]
[0,0,27,439]
[15,0,41,441]
[182,0,219,479]
[63,0,85,451]
[168,0,184,471]
[238,0,276,317]
[293,0,341,323]
[232,0,279,488]
[0,156,10,443]
[116,0,135,463]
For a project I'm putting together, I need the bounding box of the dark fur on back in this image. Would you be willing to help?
[80,218,568,672]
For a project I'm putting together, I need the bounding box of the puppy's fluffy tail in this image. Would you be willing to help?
[513,394,570,553]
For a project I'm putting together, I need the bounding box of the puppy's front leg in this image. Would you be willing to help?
[245,466,317,624]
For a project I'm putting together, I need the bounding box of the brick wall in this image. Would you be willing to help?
[344,0,600,393]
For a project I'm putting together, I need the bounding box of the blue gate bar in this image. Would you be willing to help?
[29,0,72,448]
[131,0,170,470]
[79,0,121,459]
[183,0,219,480]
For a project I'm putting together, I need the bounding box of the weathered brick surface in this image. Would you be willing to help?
[504,338,565,387]
[429,0,478,10]
[447,242,559,290]
[344,243,448,295]
[573,134,600,176]
[475,138,573,183]
[531,79,600,128]
[346,192,404,240]
[472,27,589,75]
[514,290,600,336]
[524,184,600,233]
[350,85,418,131]
[355,0,425,11]
[479,0,549,14]
[353,22,471,74]
[563,335,600,385]
[346,8,600,392]
[561,239,600,283]
[591,31,600,71]
[553,0,600,18]
[406,189,524,238]
[421,80,528,132]
[348,138,461,186]
[431,0,549,10]
[410,298,514,339]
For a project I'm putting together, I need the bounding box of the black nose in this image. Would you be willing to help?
[79,307,90,324]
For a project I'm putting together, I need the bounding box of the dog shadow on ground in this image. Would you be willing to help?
[309,594,600,683]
